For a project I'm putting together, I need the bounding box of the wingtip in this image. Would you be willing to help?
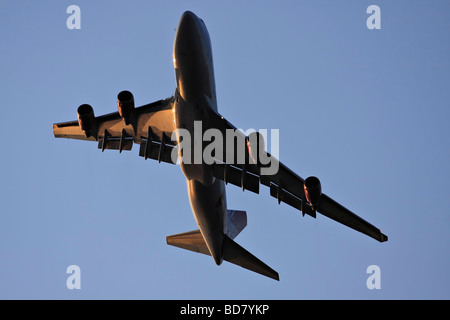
[52,123,58,138]
[273,273,280,281]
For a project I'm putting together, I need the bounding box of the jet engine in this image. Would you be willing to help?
[77,104,96,138]
[303,176,322,211]
[247,131,265,165]
[117,90,135,125]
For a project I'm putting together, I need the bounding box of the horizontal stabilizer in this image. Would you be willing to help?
[166,230,279,281]
[166,230,210,255]
[222,235,279,281]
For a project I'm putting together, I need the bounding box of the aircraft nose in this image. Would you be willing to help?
[180,11,198,26]
[177,11,200,37]
[173,11,203,69]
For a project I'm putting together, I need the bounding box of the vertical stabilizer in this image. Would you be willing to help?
[225,209,247,239]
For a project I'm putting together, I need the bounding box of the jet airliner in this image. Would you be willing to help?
[53,11,388,281]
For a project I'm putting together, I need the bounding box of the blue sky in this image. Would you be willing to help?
[0,0,449,299]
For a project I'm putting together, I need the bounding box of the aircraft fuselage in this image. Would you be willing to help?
[172,11,225,265]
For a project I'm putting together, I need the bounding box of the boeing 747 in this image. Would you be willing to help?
[53,11,388,281]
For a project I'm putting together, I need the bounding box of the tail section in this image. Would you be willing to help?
[222,235,279,281]
[166,218,279,281]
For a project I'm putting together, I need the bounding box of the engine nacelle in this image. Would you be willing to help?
[117,90,135,125]
[246,131,265,165]
[303,176,322,211]
[77,104,96,138]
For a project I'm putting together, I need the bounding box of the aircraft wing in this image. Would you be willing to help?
[206,107,388,243]
[52,97,178,164]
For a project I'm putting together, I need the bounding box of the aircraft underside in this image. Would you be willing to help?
[52,11,387,281]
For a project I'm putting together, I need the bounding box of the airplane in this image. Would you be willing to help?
[52,11,388,281]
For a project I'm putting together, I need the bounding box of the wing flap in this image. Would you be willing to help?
[212,163,259,194]
[269,182,316,218]
[97,129,133,152]
[138,128,178,164]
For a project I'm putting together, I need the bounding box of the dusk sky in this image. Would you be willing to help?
[1,1,449,299]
